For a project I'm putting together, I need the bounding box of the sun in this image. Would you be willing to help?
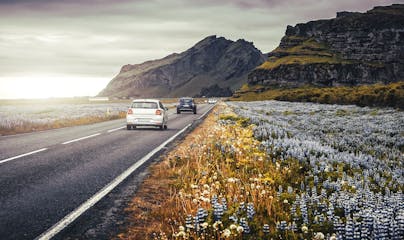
[0,75,110,99]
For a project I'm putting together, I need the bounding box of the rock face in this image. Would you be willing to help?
[99,35,265,98]
[248,4,404,87]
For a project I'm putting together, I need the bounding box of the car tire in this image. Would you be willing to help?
[177,110,181,114]
[164,125,168,130]
[127,125,131,130]
[193,109,197,114]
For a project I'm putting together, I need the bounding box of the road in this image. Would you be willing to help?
[0,104,213,240]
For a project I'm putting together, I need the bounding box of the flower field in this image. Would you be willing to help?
[121,101,403,240]
[229,101,404,239]
[0,102,128,135]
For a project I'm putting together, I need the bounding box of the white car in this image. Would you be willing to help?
[126,99,168,130]
[208,98,217,104]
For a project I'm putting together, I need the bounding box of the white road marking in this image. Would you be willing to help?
[61,133,101,145]
[197,104,215,120]
[0,148,48,165]
[107,126,125,133]
[35,123,193,240]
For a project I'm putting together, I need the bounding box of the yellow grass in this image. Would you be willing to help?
[118,103,305,239]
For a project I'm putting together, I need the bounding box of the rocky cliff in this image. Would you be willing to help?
[98,35,265,98]
[248,4,404,88]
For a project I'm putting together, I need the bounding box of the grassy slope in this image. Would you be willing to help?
[231,81,404,109]
[246,37,401,109]
[257,38,359,70]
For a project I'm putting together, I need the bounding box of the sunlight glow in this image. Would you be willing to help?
[0,75,110,99]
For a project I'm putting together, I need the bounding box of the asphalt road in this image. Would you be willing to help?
[0,104,213,240]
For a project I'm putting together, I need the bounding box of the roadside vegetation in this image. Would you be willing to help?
[232,81,404,109]
[119,101,403,239]
[0,101,128,135]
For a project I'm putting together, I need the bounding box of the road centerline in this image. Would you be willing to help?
[107,126,125,133]
[61,133,101,145]
[0,148,48,165]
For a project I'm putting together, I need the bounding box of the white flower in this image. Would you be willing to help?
[229,224,237,230]
[301,225,308,233]
[283,199,289,204]
[176,231,186,237]
[199,196,210,203]
[222,229,231,238]
[179,226,185,231]
[202,190,210,196]
[314,232,325,240]
[212,221,222,230]
[236,226,244,233]
[201,222,209,229]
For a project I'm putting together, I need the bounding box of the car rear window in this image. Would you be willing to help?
[131,102,158,109]
[180,99,193,103]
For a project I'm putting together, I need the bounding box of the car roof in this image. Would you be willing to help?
[132,99,160,103]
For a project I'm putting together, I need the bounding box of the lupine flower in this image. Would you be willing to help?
[246,202,255,220]
[263,224,270,234]
[239,218,250,234]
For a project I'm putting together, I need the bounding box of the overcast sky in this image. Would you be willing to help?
[0,0,403,98]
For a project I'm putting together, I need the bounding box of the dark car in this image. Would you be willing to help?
[177,97,197,114]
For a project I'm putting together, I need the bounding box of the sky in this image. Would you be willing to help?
[0,0,403,99]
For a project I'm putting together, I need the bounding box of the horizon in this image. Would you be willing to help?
[1,0,402,99]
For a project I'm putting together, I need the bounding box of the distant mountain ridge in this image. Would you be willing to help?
[98,35,265,98]
[248,4,404,87]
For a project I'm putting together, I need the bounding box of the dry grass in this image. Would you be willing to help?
[0,112,126,135]
[117,104,304,239]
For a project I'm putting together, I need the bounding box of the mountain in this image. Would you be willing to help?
[248,4,404,88]
[98,35,265,98]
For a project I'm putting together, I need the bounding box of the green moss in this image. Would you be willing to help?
[274,38,331,56]
[258,38,356,70]
[259,55,342,69]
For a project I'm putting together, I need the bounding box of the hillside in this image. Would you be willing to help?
[248,4,404,88]
[98,35,265,98]
[232,81,404,109]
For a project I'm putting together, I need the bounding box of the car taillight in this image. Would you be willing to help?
[155,109,162,115]
[127,108,133,115]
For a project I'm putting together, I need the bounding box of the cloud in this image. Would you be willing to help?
[0,0,402,81]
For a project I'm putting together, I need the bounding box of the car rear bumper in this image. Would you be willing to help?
[177,106,196,111]
[126,116,164,126]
